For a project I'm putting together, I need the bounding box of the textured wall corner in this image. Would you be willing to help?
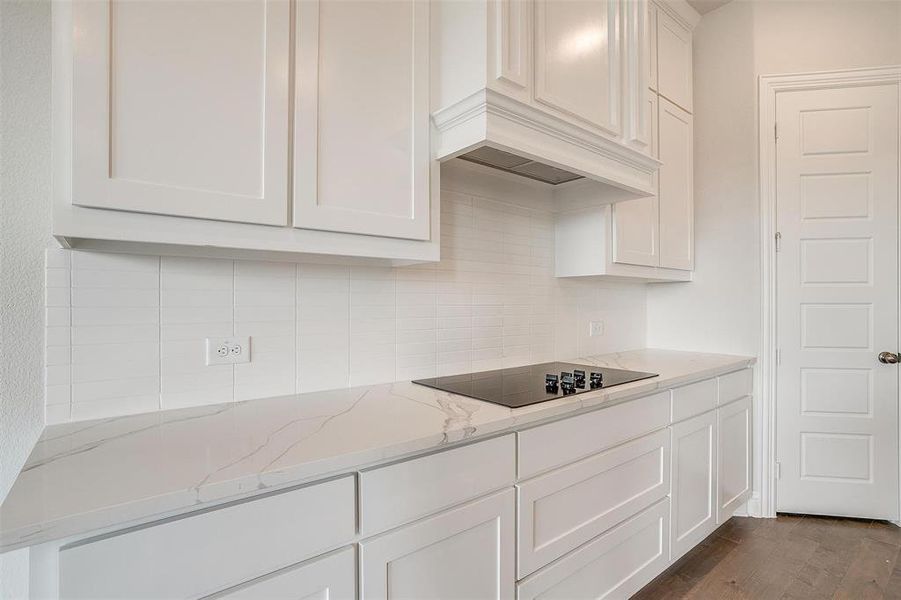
[0,0,52,505]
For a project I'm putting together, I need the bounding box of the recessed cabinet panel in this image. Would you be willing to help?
[614,92,659,267]
[658,97,693,270]
[360,490,515,600]
[72,0,290,225]
[718,396,752,524]
[517,429,670,578]
[213,547,355,600]
[670,410,717,562]
[517,499,670,600]
[491,0,531,92]
[294,0,430,240]
[656,9,692,111]
[534,0,621,135]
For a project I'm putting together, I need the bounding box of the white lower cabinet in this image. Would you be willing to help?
[38,372,754,600]
[212,546,355,600]
[59,476,355,599]
[717,396,753,524]
[517,499,671,600]
[670,409,718,562]
[360,489,515,600]
[516,429,670,578]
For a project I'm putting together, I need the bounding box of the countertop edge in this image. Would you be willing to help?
[0,353,755,553]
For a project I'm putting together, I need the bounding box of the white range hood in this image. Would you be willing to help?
[432,89,660,196]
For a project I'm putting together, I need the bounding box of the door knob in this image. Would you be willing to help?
[878,352,900,364]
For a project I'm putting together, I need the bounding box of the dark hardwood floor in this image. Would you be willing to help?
[634,515,901,599]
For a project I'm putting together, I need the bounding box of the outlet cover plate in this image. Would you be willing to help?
[589,321,605,337]
[206,337,251,365]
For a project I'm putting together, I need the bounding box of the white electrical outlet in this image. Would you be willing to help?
[589,321,605,337]
[205,337,251,365]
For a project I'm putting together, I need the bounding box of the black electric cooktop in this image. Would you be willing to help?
[413,362,658,408]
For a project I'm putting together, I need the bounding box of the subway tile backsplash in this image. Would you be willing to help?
[44,174,647,423]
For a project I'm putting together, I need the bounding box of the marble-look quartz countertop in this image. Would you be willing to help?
[0,349,754,552]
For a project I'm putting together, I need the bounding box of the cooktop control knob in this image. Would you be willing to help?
[545,374,559,394]
[573,369,586,389]
[560,372,575,395]
[590,372,603,388]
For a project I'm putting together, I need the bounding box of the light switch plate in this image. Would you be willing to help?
[588,321,605,337]
[205,337,251,365]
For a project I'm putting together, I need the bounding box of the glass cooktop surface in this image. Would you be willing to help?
[412,362,658,408]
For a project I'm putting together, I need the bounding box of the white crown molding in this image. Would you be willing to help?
[432,89,660,196]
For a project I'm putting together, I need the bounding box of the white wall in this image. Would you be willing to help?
[1,1,53,595]
[649,0,901,354]
[647,0,901,513]
[44,162,648,424]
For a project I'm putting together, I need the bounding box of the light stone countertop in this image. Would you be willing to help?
[0,348,754,552]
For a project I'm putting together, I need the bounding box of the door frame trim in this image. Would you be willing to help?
[758,66,901,519]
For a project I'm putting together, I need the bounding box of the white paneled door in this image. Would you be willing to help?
[776,84,900,519]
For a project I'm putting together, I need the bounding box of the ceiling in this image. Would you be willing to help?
[686,0,734,14]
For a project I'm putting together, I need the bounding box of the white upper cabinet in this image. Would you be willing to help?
[648,2,658,92]
[432,0,660,196]
[656,9,693,112]
[614,93,659,267]
[54,0,438,263]
[553,0,697,282]
[71,0,290,225]
[533,0,620,136]
[658,96,694,270]
[294,0,431,241]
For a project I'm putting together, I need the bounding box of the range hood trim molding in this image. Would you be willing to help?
[432,89,661,195]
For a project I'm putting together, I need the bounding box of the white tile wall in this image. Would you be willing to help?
[44,169,647,423]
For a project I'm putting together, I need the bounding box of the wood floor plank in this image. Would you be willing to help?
[833,538,899,599]
[635,516,901,600]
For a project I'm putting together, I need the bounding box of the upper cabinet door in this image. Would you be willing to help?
[72,0,290,225]
[294,0,431,241]
[656,9,692,112]
[658,97,693,271]
[623,0,650,152]
[648,2,658,92]
[489,0,531,98]
[534,0,621,136]
[613,93,659,267]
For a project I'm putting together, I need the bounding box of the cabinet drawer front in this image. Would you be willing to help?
[517,429,670,578]
[718,369,752,406]
[671,378,717,423]
[518,392,670,479]
[517,498,670,600]
[212,546,355,600]
[360,434,515,536]
[59,476,355,599]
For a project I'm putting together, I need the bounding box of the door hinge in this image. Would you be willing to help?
[775,462,782,480]
[774,122,778,141]
[776,348,782,366]
[775,231,782,252]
